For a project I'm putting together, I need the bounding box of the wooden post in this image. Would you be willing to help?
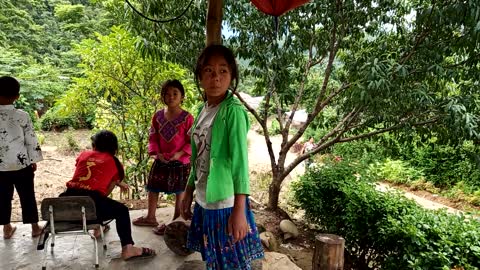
[312,234,345,270]
[164,217,193,256]
[206,0,223,45]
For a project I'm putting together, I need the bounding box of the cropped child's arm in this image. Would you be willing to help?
[181,114,194,156]
[228,194,248,243]
[228,106,250,195]
[148,113,160,156]
[105,181,129,197]
[171,114,194,161]
[181,184,195,220]
[24,116,43,164]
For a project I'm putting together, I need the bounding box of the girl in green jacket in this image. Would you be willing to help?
[182,44,264,269]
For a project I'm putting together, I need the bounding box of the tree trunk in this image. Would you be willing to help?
[267,175,282,210]
[313,234,345,270]
[206,0,223,45]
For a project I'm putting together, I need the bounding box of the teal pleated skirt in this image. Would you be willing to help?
[186,198,264,269]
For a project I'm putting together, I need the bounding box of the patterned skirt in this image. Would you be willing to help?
[146,160,190,194]
[187,198,265,270]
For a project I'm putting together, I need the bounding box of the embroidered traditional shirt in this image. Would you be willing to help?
[148,109,194,165]
[0,105,43,171]
[66,150,121,196]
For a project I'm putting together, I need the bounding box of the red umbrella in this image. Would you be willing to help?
[251,0,310,17]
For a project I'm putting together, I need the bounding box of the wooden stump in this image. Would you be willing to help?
[164,218,194,256]
[312,234,345,270]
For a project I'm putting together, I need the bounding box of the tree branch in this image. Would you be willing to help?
[285,82,350,152]
[338,117,440,143]
[234,92,277,171]
[282,107,358,178]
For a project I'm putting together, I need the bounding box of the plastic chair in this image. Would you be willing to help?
[39,196,107,269]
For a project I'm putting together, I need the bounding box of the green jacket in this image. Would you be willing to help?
[187,91,250,203]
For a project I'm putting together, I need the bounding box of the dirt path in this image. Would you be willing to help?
[376,182,461,214]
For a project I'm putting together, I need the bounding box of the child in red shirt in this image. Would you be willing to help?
[62,130,155,260]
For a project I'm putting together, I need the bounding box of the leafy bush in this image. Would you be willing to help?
[37,133,45,145]
[267,119,281,135]
[71,27,199,198]
[292,161,480,270]
[402,140,480,188]
[65,131,80,152]
[368,158,424,184]
[40,106,93,131]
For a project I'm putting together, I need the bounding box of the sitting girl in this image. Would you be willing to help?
[61,130,156,260]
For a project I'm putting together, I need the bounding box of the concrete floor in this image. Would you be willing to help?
[0,207,204,270]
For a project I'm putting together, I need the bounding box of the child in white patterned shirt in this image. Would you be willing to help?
[0,76,43,239]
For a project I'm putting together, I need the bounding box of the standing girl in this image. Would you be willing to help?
[133,79,193,236]
[62,130,156,260]
[182,45,264,269]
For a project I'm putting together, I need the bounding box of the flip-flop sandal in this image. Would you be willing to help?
[3,226,16,239]
[132,216,159,227]
[152,224,167,236]
[125,247,156,261]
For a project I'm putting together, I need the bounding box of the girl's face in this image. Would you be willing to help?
[200,54,231,102]
[163,87,183,108]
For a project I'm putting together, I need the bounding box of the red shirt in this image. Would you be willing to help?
[66,150,120,196]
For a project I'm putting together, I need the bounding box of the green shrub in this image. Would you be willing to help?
[65,131,80,152]
[267,119,281,135]
[292,161,480,270]
[37,133,46,145]
[403,140,480,188]
[382,210,480,270]
[40,106,93,131]
[368,158,424,184]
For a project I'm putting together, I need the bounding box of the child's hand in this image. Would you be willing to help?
[117,182,129,193]
[170,151,184,161]
[181,186,194,220]
[228,209,248,243]
[152,153,168,162]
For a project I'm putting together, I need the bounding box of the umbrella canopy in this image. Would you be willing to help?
[250,0,310,16]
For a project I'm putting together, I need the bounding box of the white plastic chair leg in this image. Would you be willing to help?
[41,236,51,270]
[100,225,107,250]
[89,232,99,268]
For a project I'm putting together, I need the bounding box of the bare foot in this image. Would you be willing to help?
[3,224,17,239]
[32,223,43,237]
[93,225,110,239]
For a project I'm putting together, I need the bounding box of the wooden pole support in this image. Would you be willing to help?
[206,0,223,46]
[312,234,345,270]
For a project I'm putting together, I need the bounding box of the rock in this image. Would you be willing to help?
[251,258,263,270]
[176,260,205,270]
[259,231,279,251]
[279,219,299,240]
[257,223,266,234]
[261,252,302,270]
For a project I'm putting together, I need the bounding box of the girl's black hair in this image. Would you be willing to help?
[160,79,185,104]
[91,130,125,181]
[194,45,239,99]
